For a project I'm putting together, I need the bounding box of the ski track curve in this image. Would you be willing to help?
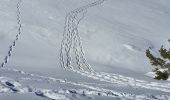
[1,0,22,68]
[60,0,107,72]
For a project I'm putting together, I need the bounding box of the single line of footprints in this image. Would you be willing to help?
[1,0,22,67]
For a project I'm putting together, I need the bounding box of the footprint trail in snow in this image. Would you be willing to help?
[1,68,170,100]
[1,0,22,68]
[60,0,107,71]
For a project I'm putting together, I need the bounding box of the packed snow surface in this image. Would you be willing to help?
[0,0,170,100]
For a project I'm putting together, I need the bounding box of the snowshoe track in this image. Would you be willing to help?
[60,0,107,72]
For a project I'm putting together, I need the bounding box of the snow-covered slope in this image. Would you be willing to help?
[0,0,170,99]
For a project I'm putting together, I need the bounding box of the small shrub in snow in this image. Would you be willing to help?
[154,71,169,80]
[146,39,170,80]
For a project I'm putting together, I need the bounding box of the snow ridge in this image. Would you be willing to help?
[1,0,22,67]
[60,0,106,72]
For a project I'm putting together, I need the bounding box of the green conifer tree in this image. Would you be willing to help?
[146,39,170,80]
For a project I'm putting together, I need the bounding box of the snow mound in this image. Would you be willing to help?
[35,89,69,100]
[0,77,29,93]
